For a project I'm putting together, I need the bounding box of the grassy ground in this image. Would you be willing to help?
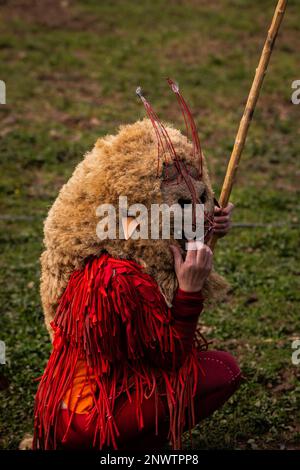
[0,0,299,450]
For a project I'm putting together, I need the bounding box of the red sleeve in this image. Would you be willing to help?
[171,288,204,356]
[144,288,204,370]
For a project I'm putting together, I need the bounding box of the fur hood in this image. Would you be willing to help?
[41,118,228,335]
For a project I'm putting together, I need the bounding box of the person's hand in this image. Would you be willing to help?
[213,202,234,238]
[170,242,213,292]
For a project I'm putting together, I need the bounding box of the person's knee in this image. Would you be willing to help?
[214,351,241,381]
[198,350,242,391]
[216,351,242,394]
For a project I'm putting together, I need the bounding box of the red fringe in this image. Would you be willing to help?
[33,254,204,450]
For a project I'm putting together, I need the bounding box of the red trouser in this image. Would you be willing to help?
[56,349,242,450]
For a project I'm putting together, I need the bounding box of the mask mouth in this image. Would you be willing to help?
[171,196,214,251]
[173,198,200,252]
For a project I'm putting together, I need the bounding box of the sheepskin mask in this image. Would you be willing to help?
[41,90,228,336]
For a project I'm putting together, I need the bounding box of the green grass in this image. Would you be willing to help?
[0,0,299,450]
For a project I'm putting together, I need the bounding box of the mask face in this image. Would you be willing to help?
[119,158,214,249]
[161,161,215,251]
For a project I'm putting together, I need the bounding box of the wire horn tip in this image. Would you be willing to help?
[167,78,179,93]
[136,86,143,98]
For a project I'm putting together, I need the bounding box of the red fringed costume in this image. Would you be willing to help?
[33,254,241,450]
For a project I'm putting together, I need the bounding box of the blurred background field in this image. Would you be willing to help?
[0,0,299,450]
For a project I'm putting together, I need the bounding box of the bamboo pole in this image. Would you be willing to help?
[210,0,287,251]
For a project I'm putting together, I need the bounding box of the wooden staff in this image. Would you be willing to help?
[210,0,287,251]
